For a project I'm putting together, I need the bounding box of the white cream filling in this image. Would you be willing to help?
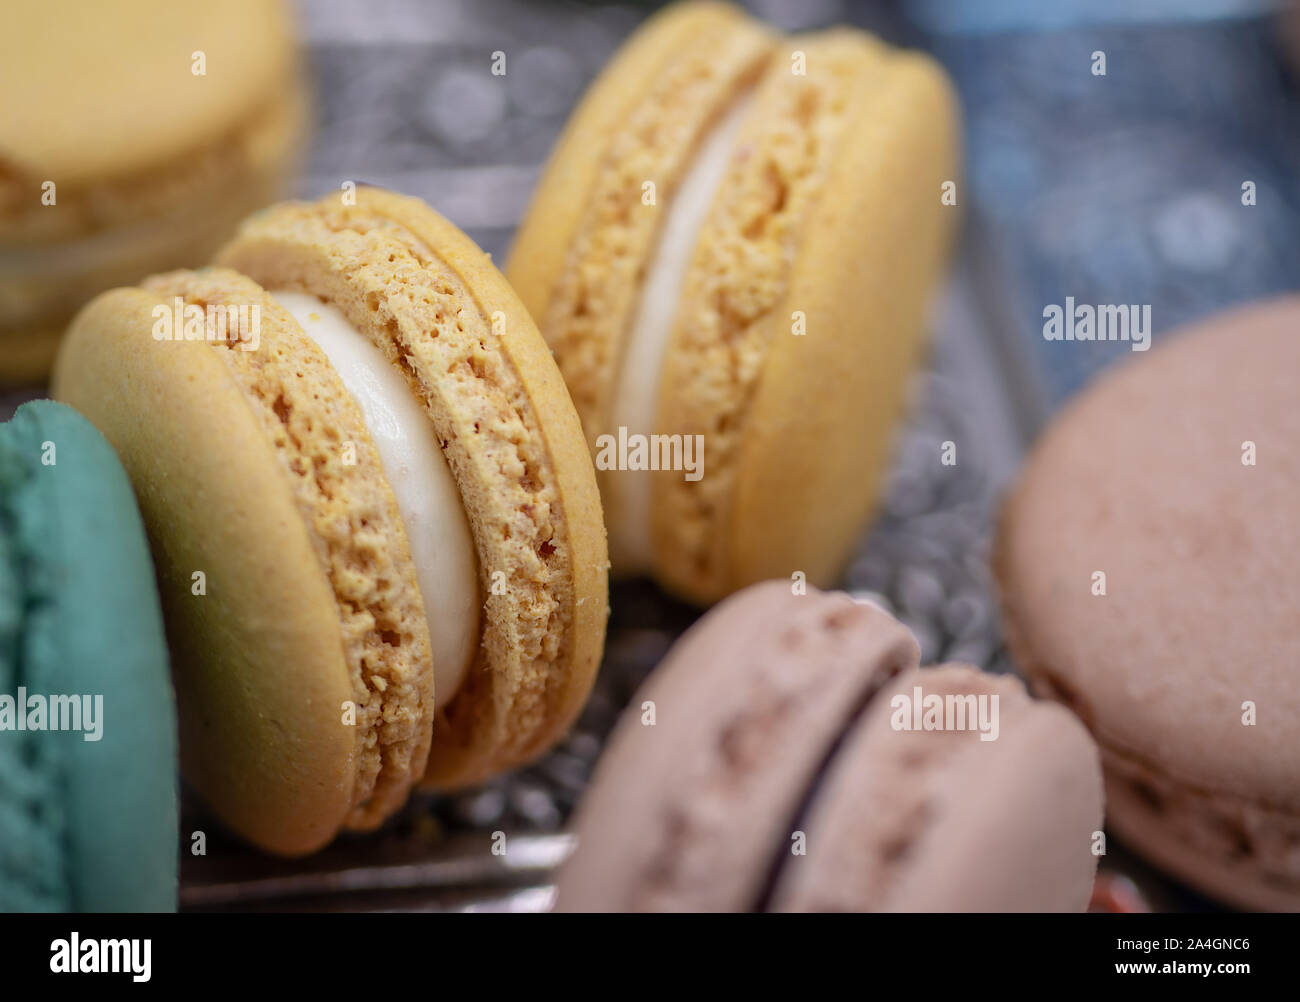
[271,290,480,710]
[606,96,753,573]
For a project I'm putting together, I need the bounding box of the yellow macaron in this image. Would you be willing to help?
[0,0,307,382]
[53,189,609,855]
[508,1,961,605]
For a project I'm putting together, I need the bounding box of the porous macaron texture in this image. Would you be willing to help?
[770,664,1102,912]
[557,582,919,912]
[137,267,434,832]
[652,30,960,602]
[507,2,776,445]
[216,189,608,788]
[0,401,177,910]
[0,411,72,910]
[55,288,361,857]
[508,3,961,604]
[994,296,1300,911]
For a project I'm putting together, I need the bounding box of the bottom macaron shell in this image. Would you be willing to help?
[1104,757,1300,912]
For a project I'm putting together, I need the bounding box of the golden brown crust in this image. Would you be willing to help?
[510,7,960,606]
[1,0,300,188]
[507,2,762,380]
[650,31,890,600]
[522,8,775,446]
[138,267,434,829]
[217,189,609,788]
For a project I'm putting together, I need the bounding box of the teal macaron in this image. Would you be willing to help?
[0,400,177,912]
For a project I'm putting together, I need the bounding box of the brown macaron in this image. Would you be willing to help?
[557,582,1103,911]
[995,296,1300,911]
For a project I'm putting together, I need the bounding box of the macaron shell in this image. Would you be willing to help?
[995,297,1300,907]
[507,3,775,448]
[1,0,298,187]
[653,36,961,602]
[772,665,1102,912]
[134,266,435,833]
[216,189,609,788]
[0,400,177,910]
[507,1,753,327]
[556,582,919,911]
[1,72,308,380]
[53,288,358,857]
[995,299,1300,805]
[1105,761,1300,912]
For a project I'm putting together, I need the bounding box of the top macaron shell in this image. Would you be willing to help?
[509,2,961,604]
[0,401,177,911]
[995,297,1300,907]
[1,0,307,382]
[1,0,296,191]
[53,190,608,855]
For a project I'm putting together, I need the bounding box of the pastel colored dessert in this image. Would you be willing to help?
[0,0,307,383]
[509,1,961,605]
[557,582,1102,911]
[0,401,176,911]
[53,189,609,856]
[995,297,1300,912]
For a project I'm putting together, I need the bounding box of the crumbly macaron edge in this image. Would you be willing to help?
[217,189,607,788]
[139,266,435,830]
[506,1,724,315]
[506,1,766,407]
[525,8,776,448]
[650,31,891,601]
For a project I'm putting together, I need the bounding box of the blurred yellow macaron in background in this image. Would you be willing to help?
[54,189,609,856]
[0,0,308,383]
[509,1,961,605]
